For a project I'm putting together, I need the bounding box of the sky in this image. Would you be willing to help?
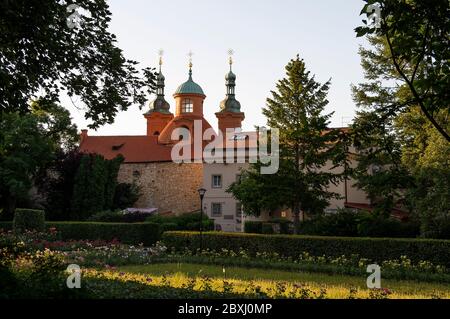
[66,0,368,136]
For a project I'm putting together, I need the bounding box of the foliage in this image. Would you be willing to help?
[356,0,450,141]
[146,212,214,231]
[70,154,124,219]
[297,209,420,238]
[87,210,152,223]
[112,183,141,210]
[244,221,263,234]
[245,219,293,235]
[228,55,346,231]
[46,222,161,246]
[162,231,450,267]
[13,209,45,233]
[0,0,156,129]
[406,168,450,239]
[0,113,55,219]
[37,150,84,220]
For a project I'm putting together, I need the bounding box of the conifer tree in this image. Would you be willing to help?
[229,55,345,231]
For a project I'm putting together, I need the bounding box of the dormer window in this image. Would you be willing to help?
[181,98,193,113]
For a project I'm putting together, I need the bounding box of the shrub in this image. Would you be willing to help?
[298,210,420,238]
[112,183,141,210]
[87,210,152,223]
[262,223,274,234]
[244,221,263,234]
[13,209,45,233]
[0,221,13,231]
[162,231,450,267]
[146,212,214,231]
[46,222,161,246]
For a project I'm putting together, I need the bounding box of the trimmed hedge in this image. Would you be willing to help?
[47,222,160,246]
[0,221,13,231]
[13,209,45,233]
[162,231,450,267]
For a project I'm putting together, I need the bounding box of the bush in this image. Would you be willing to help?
[46,222,161,246]
[0,221,13,231]
[261,223,274,234]
[87,210,152,223]
[146,212,214,231]
[162,231,450,267]
[298,210,420,238]
[112,183,141,210]
[244,221,263,234]
[13,209,45,233]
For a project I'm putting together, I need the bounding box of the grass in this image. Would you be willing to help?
[116,263,450,299]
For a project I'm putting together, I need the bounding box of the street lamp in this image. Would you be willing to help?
[197,188,207,252]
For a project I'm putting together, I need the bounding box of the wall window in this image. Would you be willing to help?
[236,174,241,182]
[224,215,234,220]
[212,175,222,188]
[181,98,193,113]
[211,203,222,217]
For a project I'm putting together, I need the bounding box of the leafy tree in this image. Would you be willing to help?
[0,0,155,128]
[228,55,345,231]
[353,2,449,235]
[0,113,54,219]
[356,0,450,141]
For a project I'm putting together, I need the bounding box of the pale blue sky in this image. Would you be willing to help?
[67,0,368,135]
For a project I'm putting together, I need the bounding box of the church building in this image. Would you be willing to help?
[79,56,246,215]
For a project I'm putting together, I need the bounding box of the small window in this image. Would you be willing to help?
[182,98,193,113]
[224,215,234,220]
[281,211,287,218]
[236,174,241,182]
[212,175,222,188]
[211,203,222,217]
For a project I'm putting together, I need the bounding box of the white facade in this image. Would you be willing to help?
[202,146,370,232]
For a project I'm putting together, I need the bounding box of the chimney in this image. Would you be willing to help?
[80,129,88,143]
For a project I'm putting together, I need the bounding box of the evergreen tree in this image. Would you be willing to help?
[229,55,345,231]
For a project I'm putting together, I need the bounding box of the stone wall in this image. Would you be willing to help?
[117,162,203,215]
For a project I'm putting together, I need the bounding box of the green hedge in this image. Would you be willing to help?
[162,231,450,267]
[0,221,13,231]
[13,209,45,233]
[47,222,160,246]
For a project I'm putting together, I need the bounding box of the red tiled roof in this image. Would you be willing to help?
[79,135,173,163]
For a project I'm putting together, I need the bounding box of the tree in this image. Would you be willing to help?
[0,0,155,128]
[0,113,54,219]
[355,0,450,141]
[228,55,345,232]
[70,153,124,219]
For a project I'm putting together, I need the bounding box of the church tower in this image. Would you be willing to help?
[216,54,245,134]
[144,54,174,136]
[158,55,213,145]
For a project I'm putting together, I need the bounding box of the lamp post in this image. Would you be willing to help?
[197,188,207,252]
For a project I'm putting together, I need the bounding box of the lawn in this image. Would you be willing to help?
[116,263,450,299]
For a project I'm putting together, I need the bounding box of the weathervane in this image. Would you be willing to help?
[187,50,194,69]
[158,48,164,71]
[228,49,234,70]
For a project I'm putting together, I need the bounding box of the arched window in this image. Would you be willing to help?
[181,98,193,113]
